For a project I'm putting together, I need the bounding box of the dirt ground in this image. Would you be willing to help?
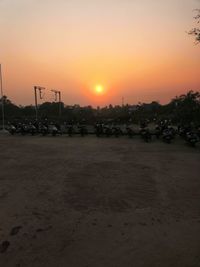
[0,135,200,267]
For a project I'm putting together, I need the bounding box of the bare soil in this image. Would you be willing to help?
[0,135,200,267]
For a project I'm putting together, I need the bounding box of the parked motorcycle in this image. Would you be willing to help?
[28,123,37,136]
[8,124,17,135]
[66,124,74,137]
[51,125,59,136]
[154,125,162,139]
[95,123,103,137]
[185,131,199,147]
[103,125,112,137]
[140,128,151,142]
[112,126,122,138]
[126,126,135,138]
[40,124,49,136]
[78,124,88,137]
[162,128,174,143]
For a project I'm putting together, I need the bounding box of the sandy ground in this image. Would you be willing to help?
[0,135,200,267]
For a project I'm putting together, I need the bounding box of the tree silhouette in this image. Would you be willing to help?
[1,91,200,125]
[189,9,200,44]
[0,95,21,120]
[170,91,200,123]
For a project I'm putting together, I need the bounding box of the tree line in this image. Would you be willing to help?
[0,90,200,124]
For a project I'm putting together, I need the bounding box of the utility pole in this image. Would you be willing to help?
[51,90,62,118]
[34,86,45,120]
[0,64,5,131]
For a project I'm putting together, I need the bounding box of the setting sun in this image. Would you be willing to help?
[95,85,104,94]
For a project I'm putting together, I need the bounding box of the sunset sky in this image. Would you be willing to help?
[0,0,200,106]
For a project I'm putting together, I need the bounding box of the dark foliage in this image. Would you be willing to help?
[188,9,200,44]
[0,90,200,124]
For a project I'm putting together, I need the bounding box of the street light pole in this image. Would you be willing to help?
[34,86,45,121]
[51,89,62,118]
[58,91,61,118]
[0,64,5,131]
[34,86,38,121]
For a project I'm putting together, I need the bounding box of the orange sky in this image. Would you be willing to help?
[0,0,200,106]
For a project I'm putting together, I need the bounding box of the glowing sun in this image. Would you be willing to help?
[95,84,104,94]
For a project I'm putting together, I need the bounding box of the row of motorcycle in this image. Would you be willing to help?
[7,122,88,137]
[6,121,200,146]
